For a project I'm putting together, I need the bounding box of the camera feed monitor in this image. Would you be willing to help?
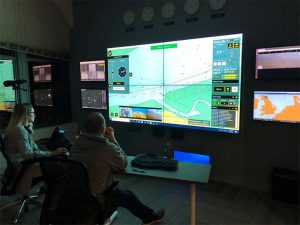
[33,64,52,82]
[0,60,16,111]
[80,60,105,81]
[81,89,107,109]
[253,91,300,123]
[255,46,300,79]
[34,89,53,106]
[107,33,243,134]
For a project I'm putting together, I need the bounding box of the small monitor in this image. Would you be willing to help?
[255,46,300,79]
[33,64,52,82]
[80,60,105,81]
[81,89,107,109]
[34,89,53,106]
[253,91,300,123]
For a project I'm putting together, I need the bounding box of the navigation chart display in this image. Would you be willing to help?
[253,91,300,123]
[107,33,243,133]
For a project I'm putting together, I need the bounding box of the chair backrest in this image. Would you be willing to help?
[0,134,17,195]
[39,158,101,225]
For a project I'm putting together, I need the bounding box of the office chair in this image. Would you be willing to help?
[39,158,119,225]
[0,134,43,223]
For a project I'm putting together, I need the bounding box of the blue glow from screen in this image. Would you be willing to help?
[174,150,210,164]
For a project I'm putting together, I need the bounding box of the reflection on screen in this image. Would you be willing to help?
[253,91,300,123]
[0,60,16,111]
[34,89,53,106]
[107,33,243,134]
[80,60,105,81]
[33,64,52,82]
[81,89,107,109]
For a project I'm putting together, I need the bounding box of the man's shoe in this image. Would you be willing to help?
[142,209,165,225]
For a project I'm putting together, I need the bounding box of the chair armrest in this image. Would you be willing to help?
[21,157,46,167]
[103,181,119,194]
[111,181,119,191]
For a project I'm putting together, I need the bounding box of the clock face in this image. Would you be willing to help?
[184,0,200,15]
[209,0,227,10]
[141,6,155,22]
[162,1,176,19]
[123,10,136,25]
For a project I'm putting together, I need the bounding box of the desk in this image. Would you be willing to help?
[123,156,211,225]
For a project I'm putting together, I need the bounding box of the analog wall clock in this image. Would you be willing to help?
[209,0,228,10]
[184,0,200,15]
[141,6,155,22]
[162,1,176,19]
[123,10,136,25]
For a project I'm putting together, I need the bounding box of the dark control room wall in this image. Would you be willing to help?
[69,0,300,191]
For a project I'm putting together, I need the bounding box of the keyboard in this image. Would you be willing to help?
[131,154,179,171]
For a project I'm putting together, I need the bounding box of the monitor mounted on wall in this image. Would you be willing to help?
[0,60,16,111]
[33,64,52,82]
[81,89,107,109]
[253,91,300,123]
[80,60,105,81]
[34,89,53,106]
[107,33,243,134]
[255,45,300,79]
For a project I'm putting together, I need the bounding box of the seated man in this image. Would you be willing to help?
[70,112,164,225]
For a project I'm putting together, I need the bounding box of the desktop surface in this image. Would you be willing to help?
[125,156,211,184]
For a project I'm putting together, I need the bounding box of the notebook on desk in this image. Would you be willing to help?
[131,154,178,171]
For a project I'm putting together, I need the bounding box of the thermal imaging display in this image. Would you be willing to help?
[81,89,107,109]
[34,89,53,106]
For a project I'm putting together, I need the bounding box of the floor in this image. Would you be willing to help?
[0,175,299,225]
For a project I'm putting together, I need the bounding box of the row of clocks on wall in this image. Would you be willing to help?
[123,0,228,25]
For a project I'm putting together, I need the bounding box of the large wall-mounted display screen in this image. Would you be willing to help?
[33,64,52,82]
[0,60,16,111]
[81,89,107,109]
[253,91,300,123]
[255,46,300,79]
[80,60,105,81]
[107,33,243,134]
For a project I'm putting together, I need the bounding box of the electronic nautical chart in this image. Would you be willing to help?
[107,33,243,133]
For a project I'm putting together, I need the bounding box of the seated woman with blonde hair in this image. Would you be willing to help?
[3,103,67,195]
